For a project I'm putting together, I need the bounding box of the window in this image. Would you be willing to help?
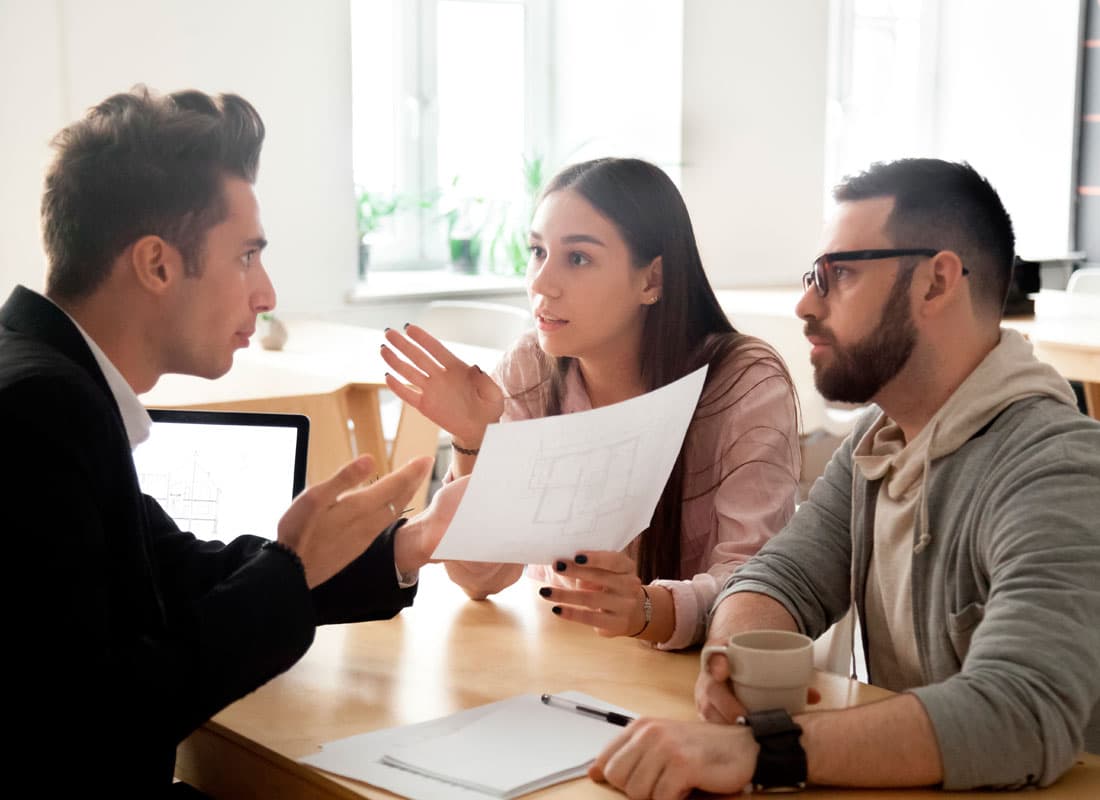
[351,0,549,273]
[826,0,1083,259]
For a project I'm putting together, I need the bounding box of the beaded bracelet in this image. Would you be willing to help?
[262,540,306,582]
[451,440,481,456]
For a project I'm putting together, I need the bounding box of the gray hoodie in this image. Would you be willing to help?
[717,331,1100,789]
[854,330,1079,691]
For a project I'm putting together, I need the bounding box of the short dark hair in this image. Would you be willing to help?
[42,85,265,301]
[834,158,1016,316]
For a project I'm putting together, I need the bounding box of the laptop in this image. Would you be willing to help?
[132,409,309,543]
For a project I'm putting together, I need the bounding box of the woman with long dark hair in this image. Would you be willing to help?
[382,157,800,649]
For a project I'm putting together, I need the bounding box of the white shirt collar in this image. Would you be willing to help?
[39,291,152,450]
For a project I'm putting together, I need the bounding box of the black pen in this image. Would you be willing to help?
[540,693,634,726]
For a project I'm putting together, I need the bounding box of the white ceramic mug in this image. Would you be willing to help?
[700,629,814,714]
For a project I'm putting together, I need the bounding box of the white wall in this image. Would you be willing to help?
[549,0,683,176]
[0,0,358,314]
[0,0,65,295]
[681,0,829,290]
[934,0,1081,259]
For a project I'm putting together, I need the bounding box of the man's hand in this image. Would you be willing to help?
[589,718,758,800]
[393,474,469,575]
[277,455,433,588]
[696,592,817,722]
[696,640,746,723]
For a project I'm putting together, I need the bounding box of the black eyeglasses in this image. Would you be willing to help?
[802,248,968,298]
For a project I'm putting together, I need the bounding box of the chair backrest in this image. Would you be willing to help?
[416,300,532,351]
[1066,266,1100,295]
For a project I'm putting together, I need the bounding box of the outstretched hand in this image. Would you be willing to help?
[276,454,434,588]
[381,324,504,449]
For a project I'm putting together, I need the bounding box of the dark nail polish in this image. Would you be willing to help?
[383,326,391,332]
[403,322,410,330]
[555,560,567,572]
[551,606,562,615]
[538,587,552,598]
[574,554,588,565]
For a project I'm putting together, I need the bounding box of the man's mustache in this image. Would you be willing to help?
[803,322,835,343]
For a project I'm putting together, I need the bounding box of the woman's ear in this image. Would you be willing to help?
[642,255,663,305]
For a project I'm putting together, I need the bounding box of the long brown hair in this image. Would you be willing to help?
[523,158,799,583]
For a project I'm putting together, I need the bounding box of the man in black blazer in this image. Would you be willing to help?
[1,87,462,795]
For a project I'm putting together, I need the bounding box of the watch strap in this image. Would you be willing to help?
[741,709,807,792]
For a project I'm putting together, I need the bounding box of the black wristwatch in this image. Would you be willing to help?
[739,709,807,793]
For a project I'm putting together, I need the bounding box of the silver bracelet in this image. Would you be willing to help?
[630,586,653,637]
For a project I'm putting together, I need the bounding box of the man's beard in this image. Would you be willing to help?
[808,270,917,404]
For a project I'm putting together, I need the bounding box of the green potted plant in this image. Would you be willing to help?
[439,178,486,273]
[485,153,545,276]
[356,188,401,280]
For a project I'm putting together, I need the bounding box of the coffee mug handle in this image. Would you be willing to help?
[700,643,729,672]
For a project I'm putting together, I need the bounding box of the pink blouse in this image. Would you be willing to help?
[444,331,800,649]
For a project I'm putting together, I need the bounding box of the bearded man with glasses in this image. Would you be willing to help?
[590,158,1100,797]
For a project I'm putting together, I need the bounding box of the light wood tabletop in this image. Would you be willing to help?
[141,320,503,510]
[174,563,1100,798]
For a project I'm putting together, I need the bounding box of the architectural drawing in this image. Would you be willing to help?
[530,435,639,542]
[138,451,221,538]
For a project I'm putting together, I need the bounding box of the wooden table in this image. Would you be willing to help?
[1002,315,1100,418]
[141,320,502,511]
[174,564,1100,798]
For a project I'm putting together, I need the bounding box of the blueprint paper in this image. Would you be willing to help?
[299,692,635,799]
[432,365,707,563]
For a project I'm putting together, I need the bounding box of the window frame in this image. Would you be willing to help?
[353,0,551,272]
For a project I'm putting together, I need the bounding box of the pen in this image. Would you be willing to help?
[540,693,634,726]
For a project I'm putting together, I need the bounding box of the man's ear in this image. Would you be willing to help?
[642,255,663,304]
[130,235,182,295]
[919,250,967,313]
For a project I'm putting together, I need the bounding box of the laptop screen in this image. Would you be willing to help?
[133,409,309,543]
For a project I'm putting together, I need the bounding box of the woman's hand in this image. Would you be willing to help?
[537,550,652,638]
[381,324,504,449]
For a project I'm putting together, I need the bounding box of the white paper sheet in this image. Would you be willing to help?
[431,365,708,563]
[299,692,635,800]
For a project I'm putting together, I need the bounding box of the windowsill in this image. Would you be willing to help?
[346,269,527,305]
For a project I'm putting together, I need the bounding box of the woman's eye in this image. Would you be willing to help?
[568,251,590,267]
[241,249,257,267]
[528,245,545,260]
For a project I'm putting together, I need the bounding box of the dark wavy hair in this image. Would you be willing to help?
[42,85,265,301]
[525,158,798,583]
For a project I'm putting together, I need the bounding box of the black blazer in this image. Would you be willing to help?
[0,286,415,794]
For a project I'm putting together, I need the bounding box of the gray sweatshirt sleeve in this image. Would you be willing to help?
[713,419,863,637]
[909,418,1100,790]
